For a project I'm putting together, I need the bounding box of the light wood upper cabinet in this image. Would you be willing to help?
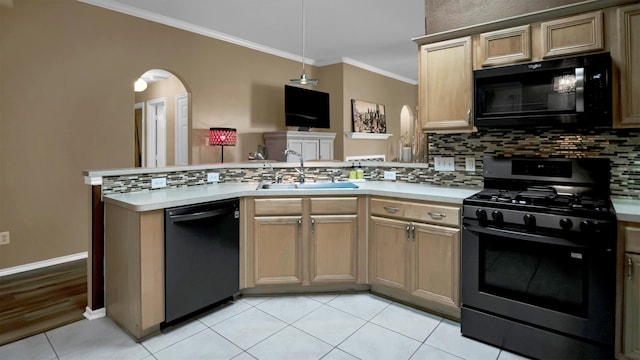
[616,3,640,127]
[479,25,532,67]
[541,11,604,58]
[419,36,473,132]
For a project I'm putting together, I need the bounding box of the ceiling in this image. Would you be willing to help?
[81,0,426,84]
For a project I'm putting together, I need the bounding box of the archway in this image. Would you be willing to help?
[133,69,190,167]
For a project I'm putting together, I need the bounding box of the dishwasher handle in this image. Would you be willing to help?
[168,206,236,223]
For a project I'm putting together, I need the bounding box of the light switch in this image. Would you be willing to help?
[434,157,455,172]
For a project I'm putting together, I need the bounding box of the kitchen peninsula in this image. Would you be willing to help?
[84,160,640,344]
[86,160,479,339]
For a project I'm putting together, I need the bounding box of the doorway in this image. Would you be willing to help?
[146,98,167,167]
[133,69,189,167]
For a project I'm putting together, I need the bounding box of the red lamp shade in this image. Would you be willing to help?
[209,128,237,146]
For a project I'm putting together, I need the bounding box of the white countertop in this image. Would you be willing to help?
[104,182,640,222]
[612,197,640,222]
[104,181,481,212]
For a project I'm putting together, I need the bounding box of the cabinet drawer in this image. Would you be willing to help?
[254,198,302,216]
[370,198,460,227]
[311,197,357,214]
[626,226,640,254]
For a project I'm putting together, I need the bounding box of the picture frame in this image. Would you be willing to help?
[351,99,386,133]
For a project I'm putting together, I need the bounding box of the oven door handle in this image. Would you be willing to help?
[463,223,593,249]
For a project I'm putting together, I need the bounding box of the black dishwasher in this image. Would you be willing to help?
[164,198,240,324]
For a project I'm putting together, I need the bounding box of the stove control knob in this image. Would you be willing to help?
[523,214,536,228]
[475,208,487,222]
[492,210,504,225]
[559,218,573,230]
[580,220,594,232]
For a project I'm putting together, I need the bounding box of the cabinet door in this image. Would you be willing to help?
[625,253,640,359]
[309,215,358,284]
[411,223,460,311]
[541,11,604,58]
[479,25,531,67]
[253,216,303,285]
[319,139,333,160]
[617,4,640,127]
[420,36,473,132]
[369,216,411,291]
[302,140,320,161]
[285,140,304,162]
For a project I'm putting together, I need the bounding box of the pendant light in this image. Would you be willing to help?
[290,0,318,86]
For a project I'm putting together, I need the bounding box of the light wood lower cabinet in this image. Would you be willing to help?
[246,196,364,288]
[369,217,411,292]
[369,197,461,318]
[104,203,164,340]
[253,216,303,285]
[412,222,460,310]
[622,224,640,359]
[310,214,359,284]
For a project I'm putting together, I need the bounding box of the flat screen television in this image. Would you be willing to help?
[284,85,330,131]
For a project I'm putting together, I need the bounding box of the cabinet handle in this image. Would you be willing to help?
[298,217,302,232]
[411,223,416,240]
[628,256,633,278]
[311,217,315,233]
[467,108,471,123]
[427,212,446,219]
[406,223,411,240]
[384,206,400,213]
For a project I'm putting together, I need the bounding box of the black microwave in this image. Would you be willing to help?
[473,52,612,129]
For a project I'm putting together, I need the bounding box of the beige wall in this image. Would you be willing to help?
[343,64,418,161]
[0,0,417,268]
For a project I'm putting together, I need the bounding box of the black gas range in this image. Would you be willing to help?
[461,156,617,359]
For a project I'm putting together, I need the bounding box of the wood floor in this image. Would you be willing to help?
[0,259,87,346]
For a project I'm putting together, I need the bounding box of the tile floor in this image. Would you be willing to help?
[0,293,530,360]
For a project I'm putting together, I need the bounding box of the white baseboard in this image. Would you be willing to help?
[83,306,106,320]
[0,252,88,277]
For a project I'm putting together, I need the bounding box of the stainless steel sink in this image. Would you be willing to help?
[258,183,298,190]
[296,182,359,189]
[256,182,358,190]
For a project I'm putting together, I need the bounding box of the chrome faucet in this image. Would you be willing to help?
[283,149,305,183]
[264,161,281,183]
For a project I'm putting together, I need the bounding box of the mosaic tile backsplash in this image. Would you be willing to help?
[428,127,640,198]
[101,127,640,200]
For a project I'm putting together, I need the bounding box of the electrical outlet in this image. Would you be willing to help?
[434,157,455,172]
[0,231,10,245]
[151,177,167,189]
[383,171,397,180]
[207,172,220,182]
[465,157,476,172]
